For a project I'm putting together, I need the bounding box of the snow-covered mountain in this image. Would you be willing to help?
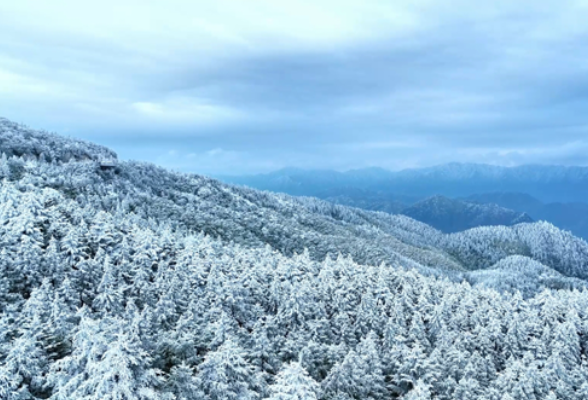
[3,118,588,400]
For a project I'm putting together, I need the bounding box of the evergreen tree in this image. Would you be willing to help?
[82,329,164,400]
[267,362,319,400]
[322,334,387,400]
[92,255,124,316]
[403,380,431,400]
[165,363,201,400]
[195,339,260,400]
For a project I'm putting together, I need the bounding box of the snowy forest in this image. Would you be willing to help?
[3,118,588,400]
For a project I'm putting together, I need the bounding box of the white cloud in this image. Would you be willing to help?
[130,97,244,126]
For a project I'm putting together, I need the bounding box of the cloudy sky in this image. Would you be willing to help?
[1,0,588,175]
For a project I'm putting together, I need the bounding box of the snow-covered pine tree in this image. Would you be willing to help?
[267,362,319,400]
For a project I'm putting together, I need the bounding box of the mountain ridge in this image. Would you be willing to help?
[402,195,533,233]
[222,163,588,202]
[0,117,117,162]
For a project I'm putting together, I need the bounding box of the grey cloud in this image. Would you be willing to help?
[1,1,588,174]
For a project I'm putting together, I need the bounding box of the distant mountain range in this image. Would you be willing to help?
[221,163,588,203]
[221,166,588,239]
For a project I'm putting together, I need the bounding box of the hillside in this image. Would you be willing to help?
[224,167,588,239]
[467,255,588,294]
[3,118,588,400]
[0,117,116,163]
[467,192,588,240]
[2,118,588,284]
[310,193,533,234]
[402,195,533,233]
[321,188,410,214]
[6,141,588,282]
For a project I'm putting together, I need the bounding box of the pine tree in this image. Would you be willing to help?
[267,362,319,400]
[249,318,278,376]
[403,379,431,400]
[195,338,260,400]
[299,341,339,382]
[453,377,480,400]
[165,363,201,400]
[60,226,86,268]
[49,315,164,400]
[551,319,581,370]
[83,329,164,400]
[92,255,124,316]
[322,334,387,400]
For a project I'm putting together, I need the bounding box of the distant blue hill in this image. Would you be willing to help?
[402,195,533,233]
[466,192,588,240]
[219,164,588,238]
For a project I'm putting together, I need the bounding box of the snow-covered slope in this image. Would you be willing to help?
[2,118,588,281]
[3,118,588,400]
[467,255,588,296]
[0,118,116,162]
